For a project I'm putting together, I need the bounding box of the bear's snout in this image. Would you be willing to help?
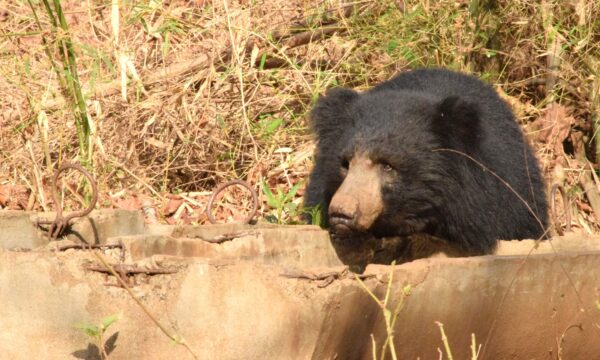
[329,194,360,235]
[328,153,384,236]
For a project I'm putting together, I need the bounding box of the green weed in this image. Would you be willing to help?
[74,313,120,360]
[302,204,324,227]
[27,0,93,166]
[261,179,303,224]
[252,114,284,139]
[356,262,411,360]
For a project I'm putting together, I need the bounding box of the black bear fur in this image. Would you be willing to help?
[305,68,548,256]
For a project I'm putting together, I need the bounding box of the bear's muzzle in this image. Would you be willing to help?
[328,153,384,235]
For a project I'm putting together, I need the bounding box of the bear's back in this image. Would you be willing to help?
[372,68,548,241]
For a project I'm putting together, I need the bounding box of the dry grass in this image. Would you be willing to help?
[0,0,599,228]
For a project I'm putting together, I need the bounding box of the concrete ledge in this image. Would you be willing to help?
[2,209,600,359]
[0,210,42,249]
[116,225,342,267]
[0,249,598,359]
[0,209,145,249]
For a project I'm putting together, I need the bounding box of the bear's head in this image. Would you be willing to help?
[309,87,481,240]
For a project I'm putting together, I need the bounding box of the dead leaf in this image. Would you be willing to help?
[0,184,30,210]
[0,184,9,206]
[162,196,184,216]
[145,137,171,150]
[576,198,593,213]
[532,104,574,154]
[112,195,142,211]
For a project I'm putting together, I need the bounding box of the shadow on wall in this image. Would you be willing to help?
[71,332,119,360]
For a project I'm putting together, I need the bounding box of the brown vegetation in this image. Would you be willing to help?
[0,0,599,232]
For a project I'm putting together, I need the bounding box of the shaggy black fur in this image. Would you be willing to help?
[304,68,548,255]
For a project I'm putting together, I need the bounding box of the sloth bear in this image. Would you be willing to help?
[304,68,548,263]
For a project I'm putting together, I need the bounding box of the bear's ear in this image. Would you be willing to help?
[310,88,359,141]
[433,96,481,149]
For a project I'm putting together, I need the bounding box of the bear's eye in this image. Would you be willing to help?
[341,158,350,170]
[380,162,394,173]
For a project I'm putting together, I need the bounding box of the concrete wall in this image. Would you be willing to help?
[1,210,599,359]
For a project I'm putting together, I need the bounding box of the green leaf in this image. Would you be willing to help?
[312,209,322,227]
[162,31,171,58]
[261,180,279,208]
[285,181,304,202]
[386,39,398,54]
[276,188,285,201]
[285,202,297,215]
[75,323,101,339]
[101,313,119,330]
[259,53,267,71]
[263,118,283,135]
[301,204,322,227]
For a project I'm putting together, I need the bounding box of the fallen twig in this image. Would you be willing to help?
[579,167,600,224]
[280,267,376,288]
[218,2,360,66]
[87,263,178,276]
[253,26,346,69]
[44,3,370,110]
[58,243,123,251]
[186,230,259,244]
[90,252,198,359]
[550,183,572,235]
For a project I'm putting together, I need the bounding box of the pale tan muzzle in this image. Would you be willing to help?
[328,153,384,233]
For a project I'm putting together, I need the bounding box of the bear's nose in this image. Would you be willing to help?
[328,194,360,235]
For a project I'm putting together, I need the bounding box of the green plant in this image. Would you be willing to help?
[27,0,94,166]
[436,321,454,360]
[261,179,303,224]
[357,264,482,360]
[75,313,120,360]
[252,114,284,139]
[301,204,324,227]
[436,321,481,360]
[356,262,411,360]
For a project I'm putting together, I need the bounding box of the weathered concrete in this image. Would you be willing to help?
[0,210,43,249]
[0,209,145,249]
[117,224,343,267]
[2,209,600,359]
[494,233,600,254]
[316,253,600,359]
[65,209,145,245]
[1,248,599,359]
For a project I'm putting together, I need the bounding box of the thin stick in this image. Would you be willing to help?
[435,321,453,360]
[104,156,165,201]
[221,0,259,159]
[471,333,479,360]
[92,251,199,359]
[433,148,545,232]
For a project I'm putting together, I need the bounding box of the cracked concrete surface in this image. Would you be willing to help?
[1,210,600,359]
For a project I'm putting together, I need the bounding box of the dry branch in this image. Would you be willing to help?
[45,3,366,110]
[87,263,178,275]
[253,26,347,69]
[94,54,210,98]
[218,1,357,65]
[580,167,600,224]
